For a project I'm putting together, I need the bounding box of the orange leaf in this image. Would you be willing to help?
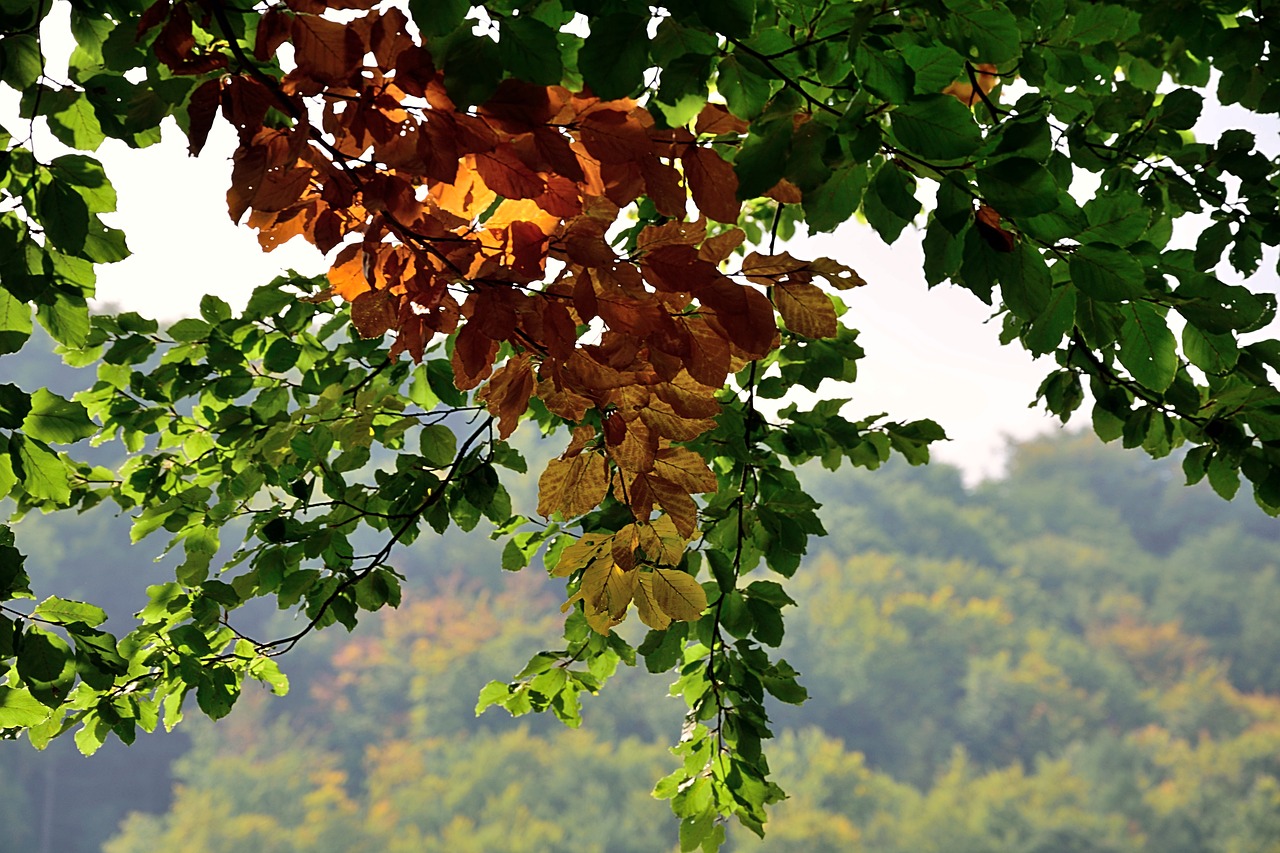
[776,281,838,338]
[681,146,741,223]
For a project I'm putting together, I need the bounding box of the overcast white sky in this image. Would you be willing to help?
[9,4,1279,482]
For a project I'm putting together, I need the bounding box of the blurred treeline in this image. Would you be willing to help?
[4,339,1280,852]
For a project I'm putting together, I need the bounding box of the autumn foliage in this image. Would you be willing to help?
[140,0,865,629]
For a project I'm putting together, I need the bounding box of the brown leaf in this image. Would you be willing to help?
[776,281,838,338]
[350,289,397,338]
[694,103,748,136]
[292,14,362,85]
[975,204,1017,252]
[682,146,741,223]
[450,321,498,390]
[477,354,534,439]
[185,78,222,156]
[646,475,698,537]
[475,145,546,200]
[699,280,778,358]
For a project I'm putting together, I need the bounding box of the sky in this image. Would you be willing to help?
[9,4,1279,483]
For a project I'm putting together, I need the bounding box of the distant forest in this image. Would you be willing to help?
[4,335,1280,852]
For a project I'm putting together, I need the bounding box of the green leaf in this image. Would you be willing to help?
[579,13,650,100]
[419,424,457,467]
[33,595,107,627]
[0,286,32,354]
[46,92,105,151]
[695,0,756,38]
[0,686,51,727]
[35,292,90,348]
[892,94,983,161]
[408,0,470,37]
[952,6,1022,62]
[717,54,774,120]
[976,158,1059,217]
[1069,244,1146,302]
[902,44,967,94]
[499,16,562,86]
[11,433,71,504]
[863,161,919,244]
[22,388,96,444]
[854,41,913,103]
[1158,88,1202,130]
[1118,303,1177,391]
[0,383,31,428]
[802,165,867,234]
[1,35,44,89]
[1069,3,1140,46]
[37,180,90,255]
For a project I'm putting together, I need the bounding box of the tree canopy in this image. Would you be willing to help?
[0,0,1278,846]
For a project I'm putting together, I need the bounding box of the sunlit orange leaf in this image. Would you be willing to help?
[638,514,687,566]
[776,281,838,338]
[651,568,707,622]
[942,62,1000,106]
[682,146,741,224]
[638,406,717,442]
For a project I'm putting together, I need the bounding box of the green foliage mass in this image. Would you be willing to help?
[78,434,1280,853]
[0,0,1279,845]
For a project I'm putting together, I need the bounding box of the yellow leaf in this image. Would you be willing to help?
[537,451,610,518]
[652,568,707,622]
[652,446,717,493]
[578,558,636,634]
[551,533,612,578]
[634,572,673,630]
[637,514,687,566]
